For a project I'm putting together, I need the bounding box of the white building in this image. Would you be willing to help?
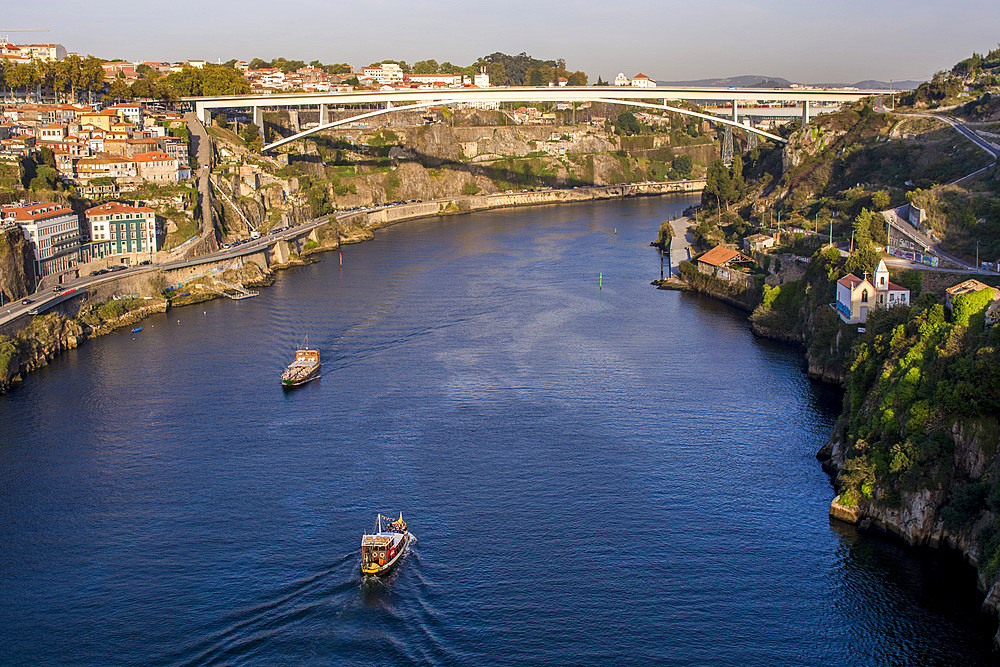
[0,41,67,62]
[408,73,464,87]
[363,63,405,84]
[630,73,655,88]
[834,259,910,324]
[0,202,80,277]
[473,68,490,87]
[614,73,629,86]
[106,103,142,126]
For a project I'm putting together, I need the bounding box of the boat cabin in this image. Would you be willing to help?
[296,348,320,364]
[362,534,393,566]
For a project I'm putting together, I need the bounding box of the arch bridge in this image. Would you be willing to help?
[182,86,888,152]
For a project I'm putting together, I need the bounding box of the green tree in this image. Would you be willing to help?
[485,61,508,86]
[845,244,880,278]
[412,59,439,74]
[853,208,887,247]
[615,111,641,136]
[703,159,738,211]
[79,56,106,103]
[730,154,745,196]
[872,190,891,210]
[248,58,270,69]
[107,76,132,102]
[240,122,262,148]
[567,71,588,86]
[655,220,674,249]
[38,146,56,169]
[672,154,693,178]
[322,63,352,75]
[29,165,58,191]
[853,209,873,248]
[130,78,152,99]
[19,155,36,188]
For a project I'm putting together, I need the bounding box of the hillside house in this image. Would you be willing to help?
[695,246,755,287]
[945,278,1000,312]
[743,233,776,253]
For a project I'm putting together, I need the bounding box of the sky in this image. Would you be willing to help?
[5,0,1000,83]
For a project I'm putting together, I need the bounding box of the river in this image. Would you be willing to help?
[0,196,995,665]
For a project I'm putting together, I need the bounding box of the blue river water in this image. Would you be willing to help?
[0,196,995,665]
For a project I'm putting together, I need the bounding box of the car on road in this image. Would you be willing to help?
[21,299,31,305]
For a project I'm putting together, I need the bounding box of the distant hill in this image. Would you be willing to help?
[657,75,793,88]
[656,75,923,90]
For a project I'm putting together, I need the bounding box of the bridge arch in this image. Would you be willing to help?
[261,96,787,152]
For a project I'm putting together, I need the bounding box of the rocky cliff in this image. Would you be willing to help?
[0,312,85,393]
[816,292,1000,644]
[0,226,36,301]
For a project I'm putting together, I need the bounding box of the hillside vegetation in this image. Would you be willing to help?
[675,44,1000,641]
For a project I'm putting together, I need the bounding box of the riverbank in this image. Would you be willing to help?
[0,182,704,395]
[668,239,1000,647]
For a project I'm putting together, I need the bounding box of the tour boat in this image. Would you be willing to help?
[281,338,320,387]
[361,513,409,576]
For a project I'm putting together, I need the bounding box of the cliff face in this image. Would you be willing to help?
[0,226,36,301]
[0,312,85,393]
[817,294,1000,643]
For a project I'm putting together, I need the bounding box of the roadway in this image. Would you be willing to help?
[868,106,999,275]
[0,212,330,327]
[184,85,891,115]
[0,183,687,328]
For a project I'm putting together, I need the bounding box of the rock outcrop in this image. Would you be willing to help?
[0,226,36,301]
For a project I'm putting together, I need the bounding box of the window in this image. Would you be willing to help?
[861,289,868,303]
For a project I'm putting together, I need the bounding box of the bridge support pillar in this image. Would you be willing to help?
[731,100,738,123]
[253,106,264,138]
[386,101,392,110]
[802,100,810,127]
[319,104,329,125]
[200,105,212,126]
[745,120,757,151]
[288,109,300,132]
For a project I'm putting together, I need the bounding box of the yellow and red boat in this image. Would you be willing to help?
[361,513,409,576]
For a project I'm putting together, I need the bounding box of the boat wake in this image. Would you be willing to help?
[165,552,358,666]
[165,535,466,665]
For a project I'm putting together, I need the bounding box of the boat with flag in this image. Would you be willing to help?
[281,337,320,387]
[361,513,409,576]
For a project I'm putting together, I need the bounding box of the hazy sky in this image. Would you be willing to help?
[6,0,1000,83]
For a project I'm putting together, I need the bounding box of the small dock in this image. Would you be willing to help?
[196,278,259,300]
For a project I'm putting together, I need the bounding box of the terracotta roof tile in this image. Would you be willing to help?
[697,246,749,267]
